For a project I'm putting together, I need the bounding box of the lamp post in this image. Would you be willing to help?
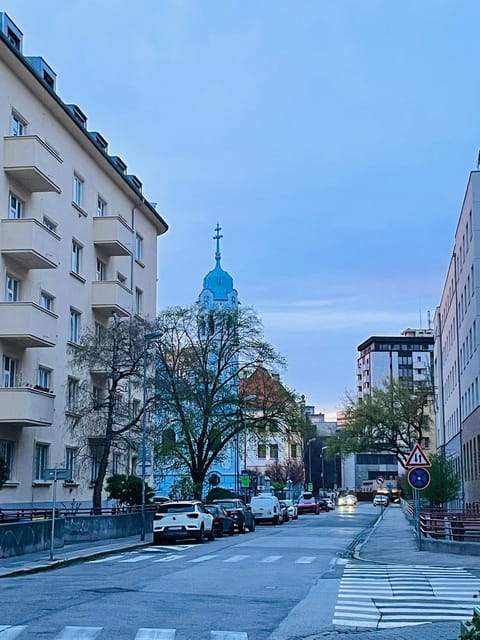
[321,446,327,490]
[306,438,315,489]
[140,329,162,541]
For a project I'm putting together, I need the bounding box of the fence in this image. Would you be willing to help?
[0,504,156,522]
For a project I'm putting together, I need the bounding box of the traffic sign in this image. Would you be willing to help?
[405,443,431,468]
[376,476,384,486]
[240,475,250,488]
[43,468,72,481]
[407,467,431,490]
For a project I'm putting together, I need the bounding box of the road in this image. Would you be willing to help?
[0,505,375,640]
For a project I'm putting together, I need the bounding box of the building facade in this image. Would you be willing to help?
[0,14,167,508]
[434,171,480,505]
[343,328,435,492]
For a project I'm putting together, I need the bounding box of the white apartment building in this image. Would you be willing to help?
[344,329,435,491]
[434,171,480,505]
[0,14,167,508]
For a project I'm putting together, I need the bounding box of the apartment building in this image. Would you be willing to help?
[0,14,167,508]
[434,171,480,505]
[342,329,435,491]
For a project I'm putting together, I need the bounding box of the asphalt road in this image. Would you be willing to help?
[0,504,377,640]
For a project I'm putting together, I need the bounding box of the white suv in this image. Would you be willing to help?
[153,500,215,544]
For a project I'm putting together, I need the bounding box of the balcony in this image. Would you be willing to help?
[93,216,133,256]
[0,387,55,426]
[91,280,131,317]
[0,302,57,347]
[3,135,62,193]
[1,218,59,269]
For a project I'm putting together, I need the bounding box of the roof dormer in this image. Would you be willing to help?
[0,13,23,53]
[25,56,56,91]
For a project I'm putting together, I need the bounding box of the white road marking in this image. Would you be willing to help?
[119,555,156,563]
[259,555,282,563]
[154,555,185,563]
[295,556,316,564]
[188,555,217,563]
[211,632,248,640]
[134,629,176,639]
[224,555,250,563]
[55,627,103,639]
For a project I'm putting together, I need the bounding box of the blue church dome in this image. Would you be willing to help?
[199,224,238,308]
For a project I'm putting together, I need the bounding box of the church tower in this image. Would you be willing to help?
[198,224,238,310]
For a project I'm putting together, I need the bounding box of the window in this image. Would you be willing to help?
[10,112,25,136]
[5,274,20,302]
[71,240,83,274]
[40,291,54,311]
[0,439,14,480]
[96,258,106,281]
[72,175,84,207]
[35,443,49,481]
[95,322,106,344]
[96,197,106,217]
[69,308,81,343]
[290,443,298,459]
[67,377,79,412]
[112,452,122,475]
[135,234,143,262]
[269,444,278,459]
[9,192,23,219]
[92,385,103,410]
[42,216,57,232]
[89,438,104,482]
[135,287,143,315]
[2,356,17,388]
[37,366,51,391]
[257,444,266,459]
[65,447,77,480]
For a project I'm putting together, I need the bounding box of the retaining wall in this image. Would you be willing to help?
[0,518,64,558]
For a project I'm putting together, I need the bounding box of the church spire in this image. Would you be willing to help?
[214,223,223,265]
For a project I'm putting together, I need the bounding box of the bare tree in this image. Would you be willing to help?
[152,305,303,498]
[329,380,433,468]
[69,315,153,512]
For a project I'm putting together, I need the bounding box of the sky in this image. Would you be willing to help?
[4,1,480,416]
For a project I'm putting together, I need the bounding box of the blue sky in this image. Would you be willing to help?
[4,1,480,415]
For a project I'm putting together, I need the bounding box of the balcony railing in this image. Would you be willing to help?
[0,302,57,347]
[0,387,55,426]
[92,215,133,256]
[0,218,59,269]
[4,135,62,193]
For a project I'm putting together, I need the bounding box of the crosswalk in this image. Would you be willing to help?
[0,627,248,639]
[87,546,319,566]
[334,561,480,629]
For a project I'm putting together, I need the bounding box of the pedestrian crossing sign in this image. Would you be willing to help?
[405,443,431,468]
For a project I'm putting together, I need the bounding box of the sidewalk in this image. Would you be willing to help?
[0,533,152,578]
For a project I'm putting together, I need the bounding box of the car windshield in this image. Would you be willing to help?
[299,498,315,504]
[215,502,236,509]
[252,497,273,503]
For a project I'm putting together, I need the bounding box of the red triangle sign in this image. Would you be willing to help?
[405,443,431,468]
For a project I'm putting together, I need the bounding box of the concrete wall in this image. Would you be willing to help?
[0,512,154,557]
[0,517,64,558]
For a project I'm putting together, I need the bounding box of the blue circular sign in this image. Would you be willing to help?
[407,467,431,490]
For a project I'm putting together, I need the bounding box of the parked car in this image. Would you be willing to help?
[282,499,298,520]
[279,501,290,522]
[212,498,255,532]
[337,493,357,507]
[249,494,283,525]
[325,497,336,511]
[205,504,235,536]
[373,494,389,507]
[297,495,319,515]
[153,500,215,544]
[316,497,330,512]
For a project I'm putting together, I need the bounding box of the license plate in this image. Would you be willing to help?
[168,526,182,531]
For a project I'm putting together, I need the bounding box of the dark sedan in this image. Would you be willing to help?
[205,504,235,537]
[212,498,255,533]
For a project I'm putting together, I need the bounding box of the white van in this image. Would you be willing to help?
[249,494,282,525]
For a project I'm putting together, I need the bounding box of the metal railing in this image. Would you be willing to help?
[420,507,480,542]
[0,504,157,522]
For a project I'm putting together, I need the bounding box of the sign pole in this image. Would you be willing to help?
[49,470,57,561]
[414,488,421,549]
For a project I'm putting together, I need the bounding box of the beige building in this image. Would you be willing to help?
[0,13,167,508]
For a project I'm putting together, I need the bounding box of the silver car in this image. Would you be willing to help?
[282,499,298,520]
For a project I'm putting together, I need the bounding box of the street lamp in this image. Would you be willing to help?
[140,329,162,541]
[321,446,327,490]
[306,438,316,488]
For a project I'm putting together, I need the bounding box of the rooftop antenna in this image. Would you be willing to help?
[419,306,423,329]
[427,310,431,330]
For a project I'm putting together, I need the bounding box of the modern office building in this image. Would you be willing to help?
[343,328,435,491]
[434,171,480,505]
[0,13,167,508]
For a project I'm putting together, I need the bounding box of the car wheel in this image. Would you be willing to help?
[249,520,255,532]
[239,521,246,534]
[207,526,215,541]
[273,516,279,525]
[228,525,234,536]
[153,534,165,545]
[196,525,206,544]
